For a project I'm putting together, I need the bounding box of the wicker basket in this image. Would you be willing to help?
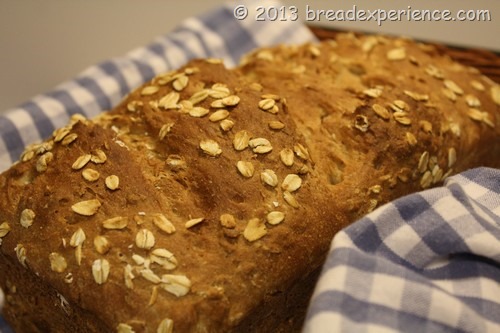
[309,26,500,84]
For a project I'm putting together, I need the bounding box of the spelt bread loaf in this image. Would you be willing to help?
[0,33,499,333]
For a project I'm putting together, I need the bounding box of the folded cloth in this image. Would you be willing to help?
[304,167,500,333]
[0,1,315,331]
[0,0,315,173]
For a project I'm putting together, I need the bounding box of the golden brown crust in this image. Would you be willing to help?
[0,34,499,332]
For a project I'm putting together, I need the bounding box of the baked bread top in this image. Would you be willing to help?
[0,33,499,332]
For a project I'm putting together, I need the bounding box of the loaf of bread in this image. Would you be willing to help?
[0,33,499,332]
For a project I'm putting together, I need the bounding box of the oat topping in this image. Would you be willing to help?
[256,50,274,61]
[394,100,409,111]
[441,88,457,102]
[220,119,235,132]
[53,127,71,143]
[185,218,205,229]
[491,85,500,106]
[470,80,485,91]
[94,235,111,254]
[418,151,430,173]
[184,67,199,75]
[140,268,162,284]
[64,273,74,284]
[209,110,230,122]
[266,211,285,225]
[205,58,223,64]
[92,259,110,285]
[405,132,418,146]
[105,175,120,191]
[361,37,378,52]
[431,165,444,184]
[172,75,189,91]
[281,174,302,192]
[158,92,180,110]
[403,90,429,101]
[189,89,210,105]
[261,169,279,188]
[444,79,464,95]
[220,214,236,229]
[249,82,263,92]
[420,170,433,189]
[249,138,273,154]
[132,254,145,266]
[386,47,406,61]
[82,168,100,182]
[465,94,481,108]
[178,100,193,113]
[160,274,192,297]
[189,107,210,118]
[200,139,222,157]
[135,229,155,250]
[116,323,134,333]
[233,130,252,151]
[393,111,412,126]
[49,252,68,273]
[62,133,78,146]
[258,98,276,111]
[36,152,54,173]
[127,100,143,112]
[20,149,35,162]
[102,216,128,230]
[159,123,174,140]
[363,88,383,98]
[424,65,444,79]
[221,95,240,107]
[165,155,186,172]
[72,154,92,170]
[124,264,135,289]
[237,161,255,178]
[268,121,285,130]
[91,149,107,164]
[75,244,83,266]
[152,214,176,234]
[448,147,457,168]
[71,199,101,216]
[15,244,27,267]
[309,45,321,57]
[280,148,295,167]
[283,191,299,208]
[210,99,225,109]
[151,248,178,270]
[141,86,160,96]
[467,108,494,127]
[369,185,382,194]
[419,120,433,134]
[157,318,174,333]
[293,144,310,160]
[70,228,86,247]
[372,104,390,120]
[209,83,231,99]
[243,218,267,242]
[0,222,10,238]
[20,209,35,228]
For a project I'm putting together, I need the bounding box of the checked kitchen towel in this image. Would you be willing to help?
[304,167,500,333]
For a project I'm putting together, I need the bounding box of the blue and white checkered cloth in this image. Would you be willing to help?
[1,1,499,333]
[305,167,500,333]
